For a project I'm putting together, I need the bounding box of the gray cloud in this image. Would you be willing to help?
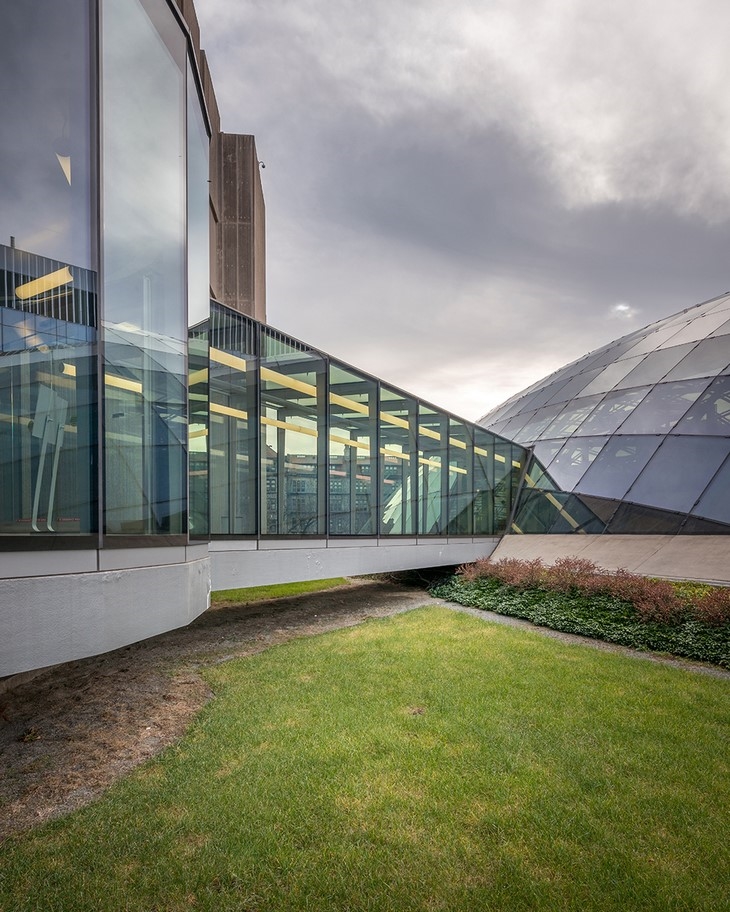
[197,0,730,418]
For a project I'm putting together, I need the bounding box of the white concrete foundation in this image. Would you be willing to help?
[491,535,730,585]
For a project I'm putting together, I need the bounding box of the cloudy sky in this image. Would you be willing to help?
[197,0,730,421]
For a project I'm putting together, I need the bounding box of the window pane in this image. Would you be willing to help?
[102,0,187,535]
[573,387,650,436]
[626,436,730,514]
[539,395,604,440]
[656,311,730,346]
[663,337,730,382]
[616,344,695,388]
[209,306,258,535]
[575,435,662,500]
[674,376,730,435]
[380,387,416,535]
[260,330,324,534]
[618,379,710,435]
[447,419,473,534]
[544,436,607,491]
[472,428,495,534]
[577,355,644,396]
[692,455,730,525]
[329,363,376,535]
[417,405,447,534]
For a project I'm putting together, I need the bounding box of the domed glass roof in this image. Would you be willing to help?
[480,292,730,534]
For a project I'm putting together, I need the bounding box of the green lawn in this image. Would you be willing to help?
[1,608,728,912]
[210,576,349,605]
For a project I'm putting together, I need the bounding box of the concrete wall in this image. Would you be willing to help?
[210,537,500,590]
[0,547,210,677]
[492,535,730,585]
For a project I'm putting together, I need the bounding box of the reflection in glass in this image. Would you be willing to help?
[0,0,93,270]
[664,337,730,382]
[329,363,376,535]
[626,436,730,514]
[692,455,730,525]
[380,387,416,534]
[208,306,258,535]
[575,435,662,500]
[573,386,650,436]
[544,436,606,491]
[418,405,447,534]
[102,0,187,535]
[618,379,710,435]
[447,419,473,534]
[540,395,603,440]
[674,376,730,436]
[616,344,695,388]
[0,248,97,536]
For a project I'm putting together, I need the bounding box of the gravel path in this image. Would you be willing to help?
[1,578,726,841]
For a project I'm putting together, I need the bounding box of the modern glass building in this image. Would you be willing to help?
[2,0,728,679]
[481,293,730,535]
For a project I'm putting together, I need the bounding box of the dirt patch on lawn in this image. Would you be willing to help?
[0,578,432,841]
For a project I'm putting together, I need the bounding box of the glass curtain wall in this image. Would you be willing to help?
[260,331,326,535]
[418,405,448,534]
[101,0,188,536]
[187,61,210,539]
[328,364,377,535]
[0,0,97,540]
[447,419,473,534]
[379,387,417,534]
[209,305,258,535]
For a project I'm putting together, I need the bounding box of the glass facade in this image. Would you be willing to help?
[0,0,97,540]
[481,291,730,534]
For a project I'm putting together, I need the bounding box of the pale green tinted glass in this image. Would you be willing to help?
[209,307,258,535]
[261,330,324,534]
[329,363,376,535]
[380,387,416,535]
[418,405,447,534]
[447,419,473,534]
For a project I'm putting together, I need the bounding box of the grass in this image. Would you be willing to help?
[431,576,730,668]
[211,576,349,605]
[1,608,729,911]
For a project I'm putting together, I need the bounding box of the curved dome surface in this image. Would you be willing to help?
[480,292,730,534]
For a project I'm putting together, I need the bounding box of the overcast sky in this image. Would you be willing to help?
[197,0,730,422]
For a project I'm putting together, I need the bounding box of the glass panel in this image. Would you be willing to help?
[0,0,93,270]
[607,501,686,535]
[544,436,607,491]
[417,405,447,534]
[626,436,730,514]
[575,435,662,500]
[0,255,97,536]
[656,310,730,346]
[618,379,711,435]
[260,330,324,534]
[493,440,514,531]
[328,363,376,535]
[620,325,685,358]
[663,337,730,382]
[577,355,644,396]
[543,368,603,406]
[447,418,473,534]
[573,386,650,436]
[709,317,730,338]
[380,387,417,535]
[209,306,258,535]
[472,428,495,534]
[511,404,563,443]
[692,455,730,525]
[539,394,604,439]
[674,376,730,435]
[615,344,695,388]
[188,320,209,538]
[102,0,187,535]
[187,61,210,328]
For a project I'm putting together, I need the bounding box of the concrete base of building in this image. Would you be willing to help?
[491,535,730,585]
[0,549,211,678]
[209,537,500,591]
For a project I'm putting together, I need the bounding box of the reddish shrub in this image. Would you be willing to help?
[693,587,730,626]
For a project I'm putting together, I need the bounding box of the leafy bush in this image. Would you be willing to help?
[435,556,730,668]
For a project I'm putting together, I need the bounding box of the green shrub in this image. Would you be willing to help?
[433,558,730,668]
